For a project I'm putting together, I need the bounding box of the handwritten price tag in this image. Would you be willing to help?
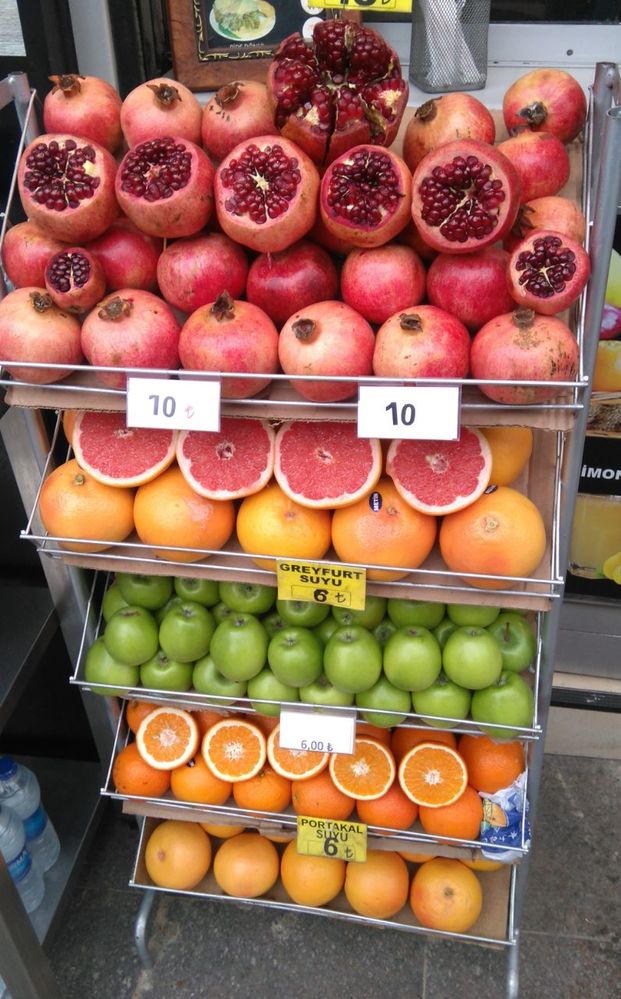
[297,816,367,862]
[279,706,356,756]
[126,377,221,431]
[357,385,461,441]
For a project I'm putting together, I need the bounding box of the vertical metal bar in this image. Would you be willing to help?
[7,71,39,145]
[134,889,156,970]
[0,859,62,999]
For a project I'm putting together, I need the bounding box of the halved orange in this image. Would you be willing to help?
[329,737,396,801]
[135,706,199,771]
[398,742,468,808]
[202,718,266,783]
[266,724,329,782]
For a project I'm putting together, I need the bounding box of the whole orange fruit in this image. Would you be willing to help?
[481,427,533,486]
[410,857,482,933]
[145,820,211,890]
[232,765,291,812]
[213,832,279,898]
[419,784,483,841]
[170,753,232,805]
[201,823,245,839]
[458,734,525,794]
[356,782,418,830]
[391,727,457,763]
[39,458,135,552]
[126,699,157,734]
[344,850,409,919]
[291,769,355,821]
[280,840,345,907]
[236,481,332,570]
[111,742,170,797]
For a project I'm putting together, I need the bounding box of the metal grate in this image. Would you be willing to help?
[410,0,491,93]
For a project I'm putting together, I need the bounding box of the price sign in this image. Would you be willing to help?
[126,377,221,431]
[279,706,356,756]
[310,0,412,11]
[276,559,366,610]
[297,816,367,863]
[357,385,461,441]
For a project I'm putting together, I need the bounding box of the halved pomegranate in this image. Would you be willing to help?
[44,247,106,313]
[115,136,214,239]
[503,69,587,143]
[508,230,590,315]
[320,145,411,249]
[267,19,408,166]
[214,136,319,253]
[17,134,118,244]
[1,221,68,288]
[403,93,495,173]
[411,140,521,255]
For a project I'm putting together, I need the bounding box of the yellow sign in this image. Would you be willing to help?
[276,559,366,611]
[296,816,367,862]
[311,0,412,11]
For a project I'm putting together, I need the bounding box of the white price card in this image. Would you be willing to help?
[126,377,221,432]
[279,706,356,756]
[357,385,461,441]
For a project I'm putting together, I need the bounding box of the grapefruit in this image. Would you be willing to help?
[176,417,275,500]
[72,411,177,488]
[145,820,211,891]
[274,420,382,509]
[236,481,332,571]
[410,857,483,933]
[385,428,492,516]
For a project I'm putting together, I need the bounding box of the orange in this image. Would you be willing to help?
[194,708,230,738]
[202,718,266,783]
[39,458,135,553]
[462,857,503,871]
[291,769,355,820]
[236,480,332,571]
[249,713,280,736]
[213,831,279,898]
[266,725,329,781]
[593,340,621,392]
[481,427,533,486]
[145,820,211,891]
[399,743,468,808]
[170,753,232,805]
[419,785,483,841]
[232,764,291,812]
[111,742,171,797]
[399,850,436,864]
[410,857,483,933]
[356,782,418,830]
[458,734,525,794]
[62,409,80,445]
[133,465,235,563]
[331,478,437,581]
[329,738,396,801]
[356,722,391,745]
[280,840,345,907]
[439,486,547,590]
[260,831,293,844]
[135,706,199,770]
[344,850,409,919]
[391,727,457,763]
[201,823,245,839]
[126,699,157,734]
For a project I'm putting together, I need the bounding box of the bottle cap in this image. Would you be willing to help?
[0,757,18,779]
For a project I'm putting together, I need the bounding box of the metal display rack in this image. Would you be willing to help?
[0,63,620,999]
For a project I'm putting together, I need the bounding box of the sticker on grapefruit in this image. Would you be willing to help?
[176,418,275,500]
[274,420,382,509]
[73,411,177,488]
[386,428,492,516]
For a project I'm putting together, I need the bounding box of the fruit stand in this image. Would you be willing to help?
[0,27,620,998]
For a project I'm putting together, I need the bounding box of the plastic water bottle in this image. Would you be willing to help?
[0,758,60,872]
[0,803,45,912]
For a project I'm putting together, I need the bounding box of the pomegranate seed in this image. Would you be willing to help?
[22,139,101,212]
[119,138,192,202]
[219,144,302,225]
[515,235,576,298]
[419,154,507,243]
[47,250,91,291]
[326,149,403,229]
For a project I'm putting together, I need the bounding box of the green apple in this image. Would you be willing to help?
[262,610,286,639]
[209,613,268,681]
[212,601,235,624]
[373,618,397,647]
[386,599,446,629]
[355,676,411,727]
[158,601,215,662]
[471,671,534,738]
[103,606,159,666]
[276,599,330,628]
[268,627,323,687]
[115,572,173,610]
[299,673,355,707]
[332,596,387,631]
[323,625,382,693]
[154,595,184,625]
[314,616,340,645]
[140,651,193,692]
[442,626,503,690]
[246,668,299,716]
[218,581,276,615]
[192,655,247,705]
[412,672,472,727]
[102,582,129,623]
[84,637,139,694]
[173,577,220,606]
[433,617,458,649]
[487,612,536,673]
[383,626,442,692]
[447,603,501,628]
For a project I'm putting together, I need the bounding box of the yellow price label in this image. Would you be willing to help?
[312,0,412,11]
[296,816,367,862]
[276,559,366,611]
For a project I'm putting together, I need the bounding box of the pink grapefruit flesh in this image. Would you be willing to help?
[176,417,275,500]
[386,428,492,515]
[274,420,382,509]
[72,411,177,487]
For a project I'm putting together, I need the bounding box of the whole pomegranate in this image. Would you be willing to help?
[426,247,515,332]
[341,244,426,326]
[411,140,521,254]
[157,233,248,314]
[278,300,375,402]
[201,81,278,162]
[496,131,570,202]
[503,195,586,253]
[17,134,118,244]
[503,69,587,143]
[120,78,202,147]
[373,305,471,379]
[178,291,279,399]
[1,221,68,288]
[115,136,214,239]
[214,136,319,253]
[308,215,356,257]
[268,19,408,166]
[43,74,122,153]
[470,308,579,403]
[398,220,438,262]
[44,247,106,312]
[0,288,82,383]
[320,145,411,249]
[508,230,590,316]
[85,218,163,292]
[403,93,495,172]
[81,290,181,388]
[245,240,338,328]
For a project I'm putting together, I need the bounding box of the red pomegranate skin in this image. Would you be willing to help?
[502,69,587,144]
[0,287,82,384]
[503,195,586,254]
[403,93,496,172]
[246,240,338,328]
[496,131,570,203]
[426,248,515,333]
[120,78,203,147]
[43,74,122,153]
[201,81,278,162]
[157,233,249,314]
[341,244,426,326]
[85,218,163,292]
[373,305,471,379]
[1,221,69,288]
[398,220,438,263]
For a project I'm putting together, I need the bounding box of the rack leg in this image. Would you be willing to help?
[134,890,156,970]
[506,930,520,999]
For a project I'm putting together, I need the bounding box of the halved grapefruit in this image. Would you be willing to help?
[274,420,382,509]
[386,428,492,516]
[176,417,275,500]
[72,411,177,488]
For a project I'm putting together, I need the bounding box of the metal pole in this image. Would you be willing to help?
[7,71,39,145]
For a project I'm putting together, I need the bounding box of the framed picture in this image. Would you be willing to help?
[165,0,360,92]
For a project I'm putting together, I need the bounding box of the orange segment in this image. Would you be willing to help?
[135,707,199,771]
[266,724,329,781]
[329,737,396,801]
[398,742,468,808]
[202,718,266,783]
